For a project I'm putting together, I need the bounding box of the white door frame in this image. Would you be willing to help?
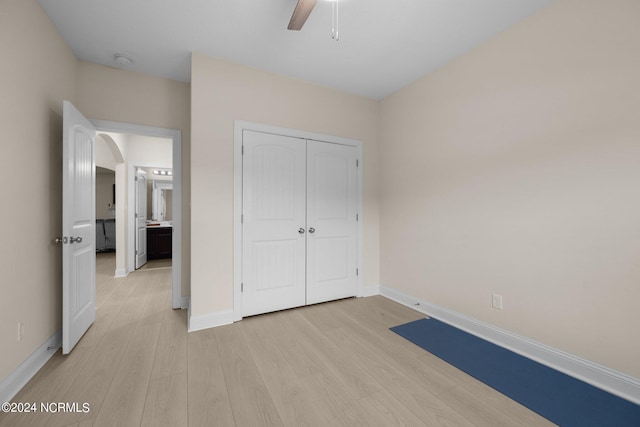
[91,120,183,310]
[233,120,363,322]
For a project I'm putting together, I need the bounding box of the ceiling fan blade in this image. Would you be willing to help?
[287,0,318,30]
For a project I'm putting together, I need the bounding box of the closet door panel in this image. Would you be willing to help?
[306,141,358,304]
[242,131,307,317]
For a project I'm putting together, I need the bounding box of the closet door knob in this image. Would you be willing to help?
[298,228,305,234]
[308,227,315,234]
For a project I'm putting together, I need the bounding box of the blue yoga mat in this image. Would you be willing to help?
[390,318,640,427]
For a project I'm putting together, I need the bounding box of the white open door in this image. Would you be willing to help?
[62,101,96,354]
[135,168,148,269]
[241,131,307,317]
[306,141,358,304]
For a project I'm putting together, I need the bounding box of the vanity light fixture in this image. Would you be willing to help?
[152,169,172,176]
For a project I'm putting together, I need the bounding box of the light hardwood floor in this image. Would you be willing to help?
[0,253,554,426]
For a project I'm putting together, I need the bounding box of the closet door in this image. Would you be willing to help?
[306,141,358,304]
[242,131,307,317]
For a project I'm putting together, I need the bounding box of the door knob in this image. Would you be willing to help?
[298,228,305,234]
[308,227,315,234]
[69,236,83,244]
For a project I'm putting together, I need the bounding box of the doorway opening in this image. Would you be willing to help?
[131,163,174,272]
[93,120,183,309]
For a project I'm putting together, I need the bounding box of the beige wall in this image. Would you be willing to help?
[190,53,380,318]
[0,0,78,382]
[126,134,173,166]
[76,61,191,296]
[96,135,117,171]
[379,0,640,378]
[96,136,117,220]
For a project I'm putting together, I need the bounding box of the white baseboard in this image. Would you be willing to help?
[0,330,61,403]
[380,286,640,406]
[188,308,234,332]
[180,296,190,310]
[114,268,128,278]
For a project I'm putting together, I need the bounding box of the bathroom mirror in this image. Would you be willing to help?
[151,180,173,222]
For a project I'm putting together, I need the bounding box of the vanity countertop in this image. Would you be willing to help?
[146,221,172,228]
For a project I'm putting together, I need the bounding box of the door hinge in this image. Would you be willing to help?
[241,145,244,155]
[356,213,359,221]
[356,268,359,276]
[241,214,244,224]
[135,176,138,181]
[356,159,359,167]
[241,283,244,292]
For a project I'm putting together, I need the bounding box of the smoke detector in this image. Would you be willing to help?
[114,54,133,66]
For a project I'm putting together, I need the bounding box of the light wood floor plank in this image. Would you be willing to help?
[357,389,430,427]
[241,315,336,426]
[321,325,477,426]
[92,271,166,427]
[186,328,235,427]
[437,384,533,427]
[305,298,460,397]
[150,303,188,380]
[289,309,383,400]
[342,297,477,392]
[64,419,95,427]
[214,324,284,427]
[140,372,188,427]
[297,370,389,427]
[242,311,327,379]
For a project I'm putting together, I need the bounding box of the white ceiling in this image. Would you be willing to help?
[38,0,554,100]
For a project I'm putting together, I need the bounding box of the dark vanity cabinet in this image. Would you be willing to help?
[147,226,172,260]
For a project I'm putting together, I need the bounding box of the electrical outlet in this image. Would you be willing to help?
[492,294,503,310]
[18,322,25,341]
